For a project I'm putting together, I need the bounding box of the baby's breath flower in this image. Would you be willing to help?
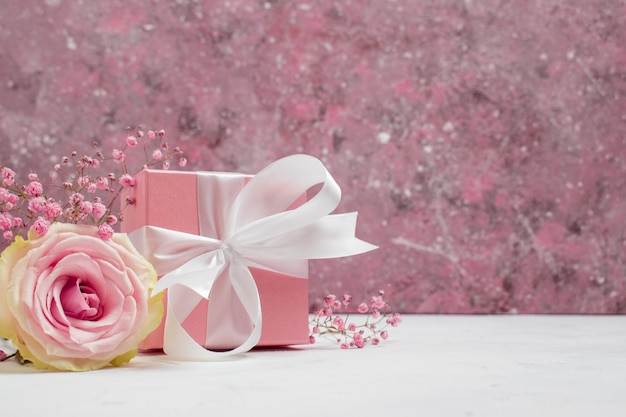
[309,289,401,349]
[0,128,187,244]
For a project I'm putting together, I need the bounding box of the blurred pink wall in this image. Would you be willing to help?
[1,0,625,313]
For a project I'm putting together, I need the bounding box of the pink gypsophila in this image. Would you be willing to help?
[92,203,106,219]
[112,149,125,163]
[95,177,108,189]
[119,174,135,188]
[32,217,50,236]
[126,136,138,147]
[324,294,336,307]
[24,181,43,196]
[1,167,15,186]
[3,192,18,206]
[79,201,93,214]
[0,213,12,230]
[44,201,63,220]
[28,197,45,213]
[370,295,385,309]
[97,224,114,240]
[69,193,84,205]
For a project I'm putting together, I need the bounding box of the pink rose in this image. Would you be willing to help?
[0,223,163,371]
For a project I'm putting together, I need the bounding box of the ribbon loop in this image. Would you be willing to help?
[129,154,377,360]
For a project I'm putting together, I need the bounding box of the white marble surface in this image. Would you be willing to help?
[1,315,625,416]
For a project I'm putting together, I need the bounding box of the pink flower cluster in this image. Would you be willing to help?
[0,128,186,243]
[309,290,402,349]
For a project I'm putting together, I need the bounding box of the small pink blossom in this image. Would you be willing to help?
[107,215,118,225]
[162,161,170,170]
[97,223,114,240]
[5,193,18,205]
[387,313,402,327]
[308,335,316,344]
[380,330,389,340]
[126,135,138,147]
[78,176,90,187]
[371,309,381,319]
[178,157,187,167]
[147,130,156,139]
[370,295,385,309]
[69,193,84,205]
[332,316,344,330]
[372,338,380,345]
[3,230,13,240]
[32,217,50,236]
[312,326,320,334]
[92,202,107,219]
[324,294,336,307]
[1,167,15,186]
[342,294,352,307]
[95,177,108,189]
[0,213,12,230]
[87,183,97,193]
[11,217,22,228]
[152,149,163,160]
[25,181,43,196]
[112,149,125,163]
[43,201,63,220]
[357,303,368,313]
[119,174,135,187]
[28,197,45,213]
[353,332,365,348]
[340,343,349,349]
[79,201,93,214]
[28,172,38,181]
[347,323,357,331]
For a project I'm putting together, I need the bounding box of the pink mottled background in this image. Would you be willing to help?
[1,0,625,313]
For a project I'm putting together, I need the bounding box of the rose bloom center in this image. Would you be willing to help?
[56,278,103,321]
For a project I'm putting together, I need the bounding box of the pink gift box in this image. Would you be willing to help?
[120,169,310,351]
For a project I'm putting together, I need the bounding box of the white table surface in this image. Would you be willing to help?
[1,315,625,416]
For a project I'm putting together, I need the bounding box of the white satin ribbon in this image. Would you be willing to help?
[129,154,377,360]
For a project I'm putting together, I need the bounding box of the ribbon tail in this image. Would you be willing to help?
[161,266,262,361]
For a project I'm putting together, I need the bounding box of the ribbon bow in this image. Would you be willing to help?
[129,154,377,360]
